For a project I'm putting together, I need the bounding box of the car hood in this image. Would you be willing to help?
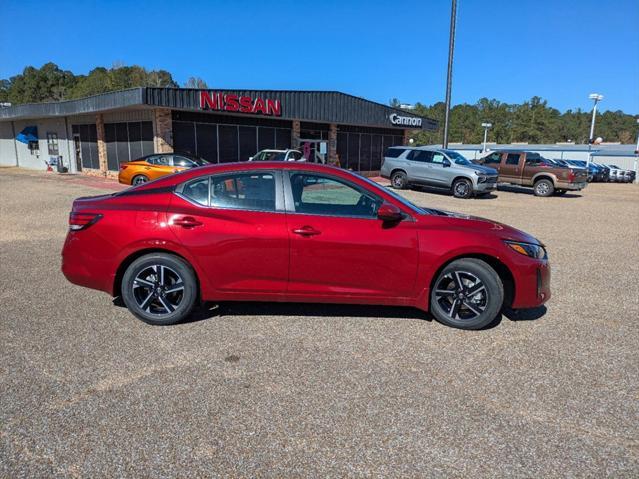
[466,164,498,175]
[422,209,542,245]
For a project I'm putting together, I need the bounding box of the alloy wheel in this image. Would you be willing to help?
[132,265,185,316]
[454,181,470,197]
[434,270,488,321]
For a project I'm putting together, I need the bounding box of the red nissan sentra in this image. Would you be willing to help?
[62,162,550,330]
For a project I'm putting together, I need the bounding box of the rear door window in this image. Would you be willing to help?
[384,147,406,158]
[210,173,276,211]
[505,153,521,165]
[407,150,433,163]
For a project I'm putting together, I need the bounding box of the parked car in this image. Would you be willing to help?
[381,147,499,199]
[606,164,632,182]
[118,153,209,185]
[474,151,588,196]
[249,149,304,162]
[563,159,596,182]
[590,162,610,182]
[62,162,550,330]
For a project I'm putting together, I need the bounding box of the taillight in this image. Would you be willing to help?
[119,164,128,170]
[69,212,102,231]
[568,170,575,182]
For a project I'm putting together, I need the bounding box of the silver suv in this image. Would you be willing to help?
[380,147,499,198]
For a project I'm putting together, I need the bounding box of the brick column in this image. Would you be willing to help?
[291,120,301,148]
[96,114,108,176]
[328,123,339,166]
[153,108,173,153]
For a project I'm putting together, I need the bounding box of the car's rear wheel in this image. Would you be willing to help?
[390,171,408,189]
[533,179,554,197]
[430,258,504,330]
[132,174,149,186]
[121,253,198,325]
[452,178,473,199]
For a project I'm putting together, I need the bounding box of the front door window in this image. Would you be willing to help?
[289,173,381,218]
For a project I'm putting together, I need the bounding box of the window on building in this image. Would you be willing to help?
[196,123,218,163]
[46,132,59,156]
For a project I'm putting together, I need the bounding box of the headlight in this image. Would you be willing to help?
[477,175,487,183]
[504,240,547,259]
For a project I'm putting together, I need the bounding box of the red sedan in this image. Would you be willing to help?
[62,162,550,330]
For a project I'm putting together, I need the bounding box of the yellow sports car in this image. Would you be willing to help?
[118,153,209,185]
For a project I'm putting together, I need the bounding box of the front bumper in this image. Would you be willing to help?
[474,178,498,192]
[511,259,551,309]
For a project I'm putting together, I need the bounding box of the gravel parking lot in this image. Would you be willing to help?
[1,167,638,477]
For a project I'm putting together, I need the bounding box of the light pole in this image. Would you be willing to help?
[481,122,492,153]
[587,93,603,168]
[442,0,457,149]
[634,118,639,183]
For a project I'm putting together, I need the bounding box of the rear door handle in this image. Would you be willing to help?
[173,216,203,228]
[292,226,321,237]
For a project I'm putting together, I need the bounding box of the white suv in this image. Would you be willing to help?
[249,149,304,162]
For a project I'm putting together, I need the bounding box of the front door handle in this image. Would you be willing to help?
[292,226,321,237]
[173,216,203,228]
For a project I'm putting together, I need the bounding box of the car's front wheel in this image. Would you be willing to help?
[452,178,473,199]
[121,253,198,325]
[390,171,408,189]
[430,258,504,330]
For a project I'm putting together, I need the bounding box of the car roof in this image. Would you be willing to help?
[126,161,367,192]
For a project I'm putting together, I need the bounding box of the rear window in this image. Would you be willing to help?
[384,147,406,158]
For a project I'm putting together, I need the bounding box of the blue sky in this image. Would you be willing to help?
[1,0,638,113]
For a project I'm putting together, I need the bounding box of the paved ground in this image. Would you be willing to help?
[1,167,638,477]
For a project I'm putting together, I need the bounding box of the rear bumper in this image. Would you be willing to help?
[557,180,587,191]
[61,232,116,295]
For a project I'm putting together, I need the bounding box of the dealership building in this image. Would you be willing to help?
[0,88,436,177]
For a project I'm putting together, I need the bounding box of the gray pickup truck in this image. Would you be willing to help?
[380,147,499,198]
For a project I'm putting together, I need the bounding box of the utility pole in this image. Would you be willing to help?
[481,122,492,153]
[587,93,603,168]
[442,0,457,149]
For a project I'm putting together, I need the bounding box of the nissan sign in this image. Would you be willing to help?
[389,113,422,127]
[200,91,282,116]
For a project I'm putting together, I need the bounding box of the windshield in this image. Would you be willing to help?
[359,175,427,215]
[443,150,472,165]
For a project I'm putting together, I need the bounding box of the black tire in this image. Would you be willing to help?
[390,170,408,189]
[430,258,504,330]
[121,253,198,325]
[452,178,473,199]
[132,174,149,186]
[533,179,554,197]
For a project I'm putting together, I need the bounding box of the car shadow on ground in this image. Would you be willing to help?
[409,185,499,200]
[190,302,430,323]
[112,297,548,329]
[496,185,583,198]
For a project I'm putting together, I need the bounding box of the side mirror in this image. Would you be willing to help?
[377,202,403,222]
[442,159,451,167]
